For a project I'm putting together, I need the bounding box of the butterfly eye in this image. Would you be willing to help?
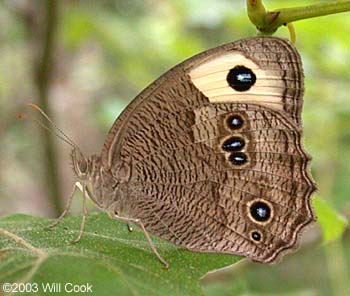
[227,65,256,91]
[78,160,88,174]
[222,137,245,152]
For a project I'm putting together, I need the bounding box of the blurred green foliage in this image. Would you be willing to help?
[0,0,349,295]
[314,196,347,242]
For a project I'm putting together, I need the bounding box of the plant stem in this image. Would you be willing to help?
[35,0,63,216]
[277,1,350,26]
[246,0,267,29]
[246,0,350,34]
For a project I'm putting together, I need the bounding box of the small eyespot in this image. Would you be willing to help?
[226,65,256,91]
[227,114,244,130]
[222,137,245,152]
[251,231,262,242]
[250,201,271,222]
[229,152,248,165]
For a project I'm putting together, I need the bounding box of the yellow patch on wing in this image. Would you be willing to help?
[189,52,284,110]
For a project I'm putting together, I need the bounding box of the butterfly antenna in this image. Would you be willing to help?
[22,103,82,154]
[18,112,76,150]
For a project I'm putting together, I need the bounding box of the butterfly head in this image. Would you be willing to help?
[71,148,118,209]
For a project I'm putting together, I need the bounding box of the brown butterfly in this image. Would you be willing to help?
[46,36,316,268]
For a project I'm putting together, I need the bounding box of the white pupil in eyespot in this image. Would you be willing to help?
[237,73,252,82]
[257,207,267,217]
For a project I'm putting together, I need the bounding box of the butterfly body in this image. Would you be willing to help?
[73,36,316,264]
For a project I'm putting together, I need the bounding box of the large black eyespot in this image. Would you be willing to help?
[222,137,245,152]
[250,201,271,222]
[227,65,256,91]
[251,231,262,242]
[229,152,247,165]
[227,115,244,130]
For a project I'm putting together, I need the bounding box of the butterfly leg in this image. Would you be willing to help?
[45,182,79,230]
[113,213,169,269]
[70,184,88,244]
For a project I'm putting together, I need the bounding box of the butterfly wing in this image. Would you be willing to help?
[101,36,316,263]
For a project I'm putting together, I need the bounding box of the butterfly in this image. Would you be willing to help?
[48,36,316,268]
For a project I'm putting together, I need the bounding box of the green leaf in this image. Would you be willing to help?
[0,213,241,296]
[313,196,348,243]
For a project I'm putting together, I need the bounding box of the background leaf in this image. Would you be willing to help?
[0,213,241,296]
[313,197,348,243]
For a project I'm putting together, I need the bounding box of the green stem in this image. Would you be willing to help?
[246,0,267,29]
[277,1,350,26]
[247,0,350,34]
